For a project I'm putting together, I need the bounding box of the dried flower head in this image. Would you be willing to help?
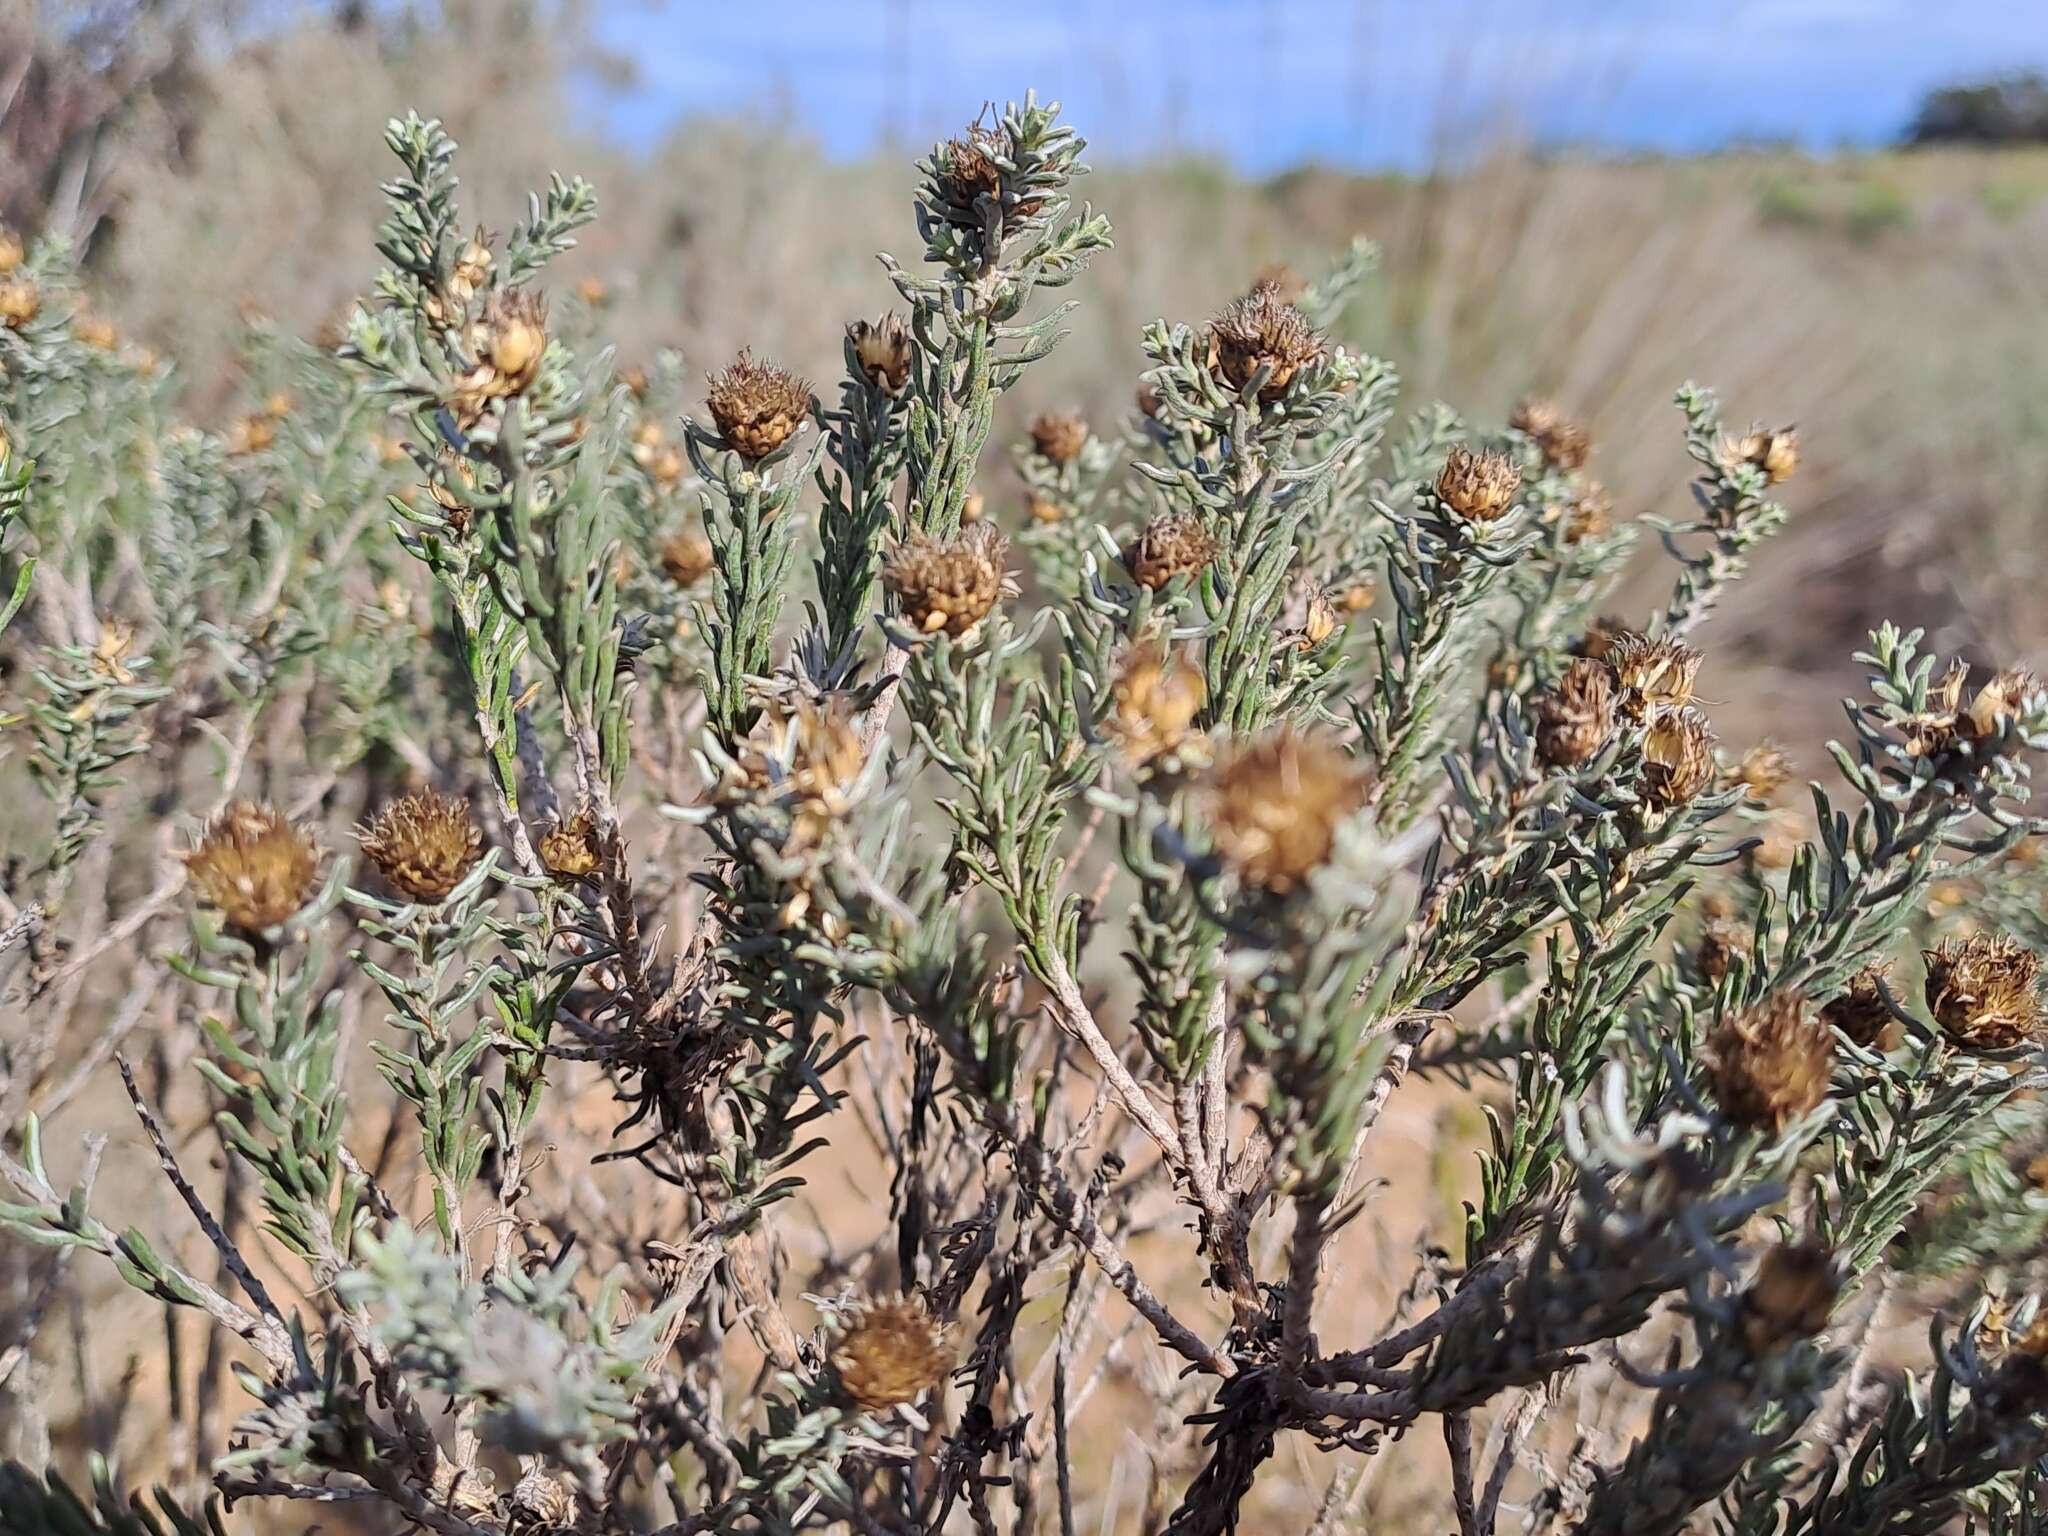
[1125,511,1219,590]
[1339,579,1377,613]
[1027,494,1065,524]
[1925,933,2044,1051]
[1722,424,1800,485]
[508,1470,577,1530]
[1731,742,1795,803]
[1696,916,1750,985]
[831,1295,952,1412]
[1029,410,1089,465]
[183,801,324,935]
[72,312,119,352]
[1207,730,1368,894]
[1511,396,1593,470]
[931,125,1042,227]
[1707,991,1834,1133]
[849,314,914,397]
[1281,576,1340,652]
[1607,632,1703,721]
[1965,668,2039,740]
[734,699,867,852]
[539,808,602,881]
[480,290,547,391]
[1643,707,1717,807]
[884,523,1012,638]
[660,531,715,588]
[0,275,40,329]
[1435,445,1523,523]
[356,789,482,904]
[1575,615,1628,663]
[1562,481,1614,542]
[1103,646,1206,767]
[1822,963,1895,1049]
[1535,658,1617,769]
[449,230,493,306]
[225,413,278,457]
[1740,1242,1838,1355]
[705,349,812,461]
[1206,288,1324,400]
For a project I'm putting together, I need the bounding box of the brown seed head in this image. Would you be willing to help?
[1607,632,1703,720]
[72,312,119,352]
[0,275,40,329]
[1563,481,1614,542]
[184,801,324,935]
[1029,410,1089,465]
[356,789,482,904]
[225,413,278,457]
[481,290,547,391]
[1294,579,1340,650]
[1435,445,1523,523]
[0,228,21,273]
[1822,963,1895,1050]
[1965,668,2039,740]
[706,349,812,460]
[883,523,1011,638]
[1103,646,1206,767]
[449,230,493,306]
[1740,1242,1839,1355]
[1340,579,1377,614]
[660,531,715,588]
[1207,731,1368,894]
[735,699,867,851]
[1643,706,1717,807]
[1125,512,1218,590]
[849,314,914,398]
[1696,916,1750,985]
[1723,424,1800,485]
[1511,396,1593,470]
[539,808,602,881]
[1708,991,1834,1133]
[1535,658,1617,769]
[1732,742,1796,803]
[509,1470,577,1530]
[832,1295,952,1412]
[1206,288,1324,400]
[1575,615,1629,663]
[1027,494,1065,524]
[1924,933,2044,1051]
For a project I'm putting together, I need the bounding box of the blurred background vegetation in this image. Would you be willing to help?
[9,0,2048,762]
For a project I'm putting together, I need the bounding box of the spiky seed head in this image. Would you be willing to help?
[1125,512,1218,590]
[1925,933,2044,1051]
[1708,991,1834,1133]
[831,1295,952,1412]
[1822,963,1895,1049]
[1511,396,1593,470]
[539,808,602,881]
[705,348,812,460]
[1607,632,1703,720]
[1965,668,2039,740]
[1435,446,1523,522]
[356,789,482,904]
[0,228,21,273]
[1535,658,1617,769]
[1642,706,1717,807]
[508,1470,576,1530]
[1732,742,1795,803]
[1029,410,1089,465]
[0,275,40,329]
[1696,916,1749,985]
[883,523,1011,638]
[1207,730,1368,894]
[1740,1242,1838,1355]
[183,801,324,935]
[1722,424,1800,484]
[849,314,913,398]
[660,531,715,588]
[1206,288,1324,400]
[1104,645,1206,767]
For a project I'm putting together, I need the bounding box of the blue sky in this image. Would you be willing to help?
[590,0,2048,171]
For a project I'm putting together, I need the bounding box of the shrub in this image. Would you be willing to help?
[3,94,2048,1536]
